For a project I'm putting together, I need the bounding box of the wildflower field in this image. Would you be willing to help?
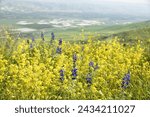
[0,29,150,100]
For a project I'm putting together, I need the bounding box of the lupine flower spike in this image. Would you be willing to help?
[32,36,35,42]
[72,68,77,80]
[51,32,55,40]
[89,61,94,67]
[56,47,62,54]
[30,43,33,49]
[56,39,62,54]
[60,69,64,82]
[41,32,44,41]
[122,70,130,89]
[72,53,77,80]
[59,38,62,45]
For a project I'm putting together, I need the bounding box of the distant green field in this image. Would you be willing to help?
[0,19,150,42]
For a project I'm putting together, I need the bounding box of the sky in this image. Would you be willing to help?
[98,0,149,4]
[1,0,148,5]
[32,0,150,9]
[34,0,150,4]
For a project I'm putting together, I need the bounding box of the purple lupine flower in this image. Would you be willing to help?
[122,71,130,89]
[60,69,64,77]
[51,32,55,40]
[32,36,35,42]
[60,69,64,82]
[41,32,44,38]
[56,47,62,54]
[72,68,77,80]
[41,32,44,41]
[72,68,77,76]
[59,38,62,45]
[89,61,94,67]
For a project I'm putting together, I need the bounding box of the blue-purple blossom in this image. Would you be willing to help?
[41,32,44,38]
[41,32,44,41]
[122,71,130,89]
[32,36,35,42]
[60,69,64,82]
[86,78,92,83]
[51,32,55,40]
[60,70,64,77]
[89,61,94,67]
[56,47,62,54]
[59,38,62,45]
[72,68,77,80]
[123,72,130,81]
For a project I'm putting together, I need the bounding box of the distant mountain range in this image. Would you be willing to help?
[0,0,150,21]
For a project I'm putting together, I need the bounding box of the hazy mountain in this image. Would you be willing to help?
[0,0,150,21]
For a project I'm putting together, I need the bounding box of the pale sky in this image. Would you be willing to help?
[35,0,150,4]
[104,0,149,4]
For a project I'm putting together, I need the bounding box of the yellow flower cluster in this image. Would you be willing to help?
[0,31,150,100]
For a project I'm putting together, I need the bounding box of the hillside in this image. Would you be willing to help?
[92,20,150,41]
[90,20,150,33]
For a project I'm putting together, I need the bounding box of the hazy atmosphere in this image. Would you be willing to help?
[0,0,150,32]
[0,0,150,19]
